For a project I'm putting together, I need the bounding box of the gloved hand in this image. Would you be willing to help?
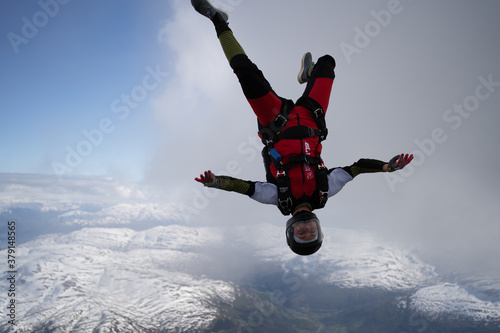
[387,153,413,172]
[195,170,219,187]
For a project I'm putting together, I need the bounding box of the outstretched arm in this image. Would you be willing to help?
[341,153,413,178]
[195,170,256,196]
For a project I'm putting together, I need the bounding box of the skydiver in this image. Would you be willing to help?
[191,0,414,255]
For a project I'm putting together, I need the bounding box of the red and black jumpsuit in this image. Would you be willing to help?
[228,53,336,208]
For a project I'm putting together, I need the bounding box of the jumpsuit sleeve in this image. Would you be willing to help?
[340,159,387,178]
[250,182,278,205]
[217,176,278,206]
[327,158,387,197]
[216,176,256,196]
[327,168,354,197]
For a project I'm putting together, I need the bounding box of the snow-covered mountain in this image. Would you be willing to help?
[0,226,235,333]
[235,224,500,325]
[1,224,500,332]
[235,224,438,291]
[409,281,500,322]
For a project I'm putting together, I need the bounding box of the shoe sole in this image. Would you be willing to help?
[191,0,229,22]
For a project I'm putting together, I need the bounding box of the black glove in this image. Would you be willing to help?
[387,153,413,172]
[195,170,219,187]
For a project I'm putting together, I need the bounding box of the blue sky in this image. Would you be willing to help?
[1,0,173,179]
[1,0,500,275]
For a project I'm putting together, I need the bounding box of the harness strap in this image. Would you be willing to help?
[259,96,327,146]
[276,169,293,215]
[258,99,295,146]
[296,96,328,142]
[274,126,321,142]
[269,147,324,171]
[288,155,323,166]
[275,163,329,215]
[316,163,329,209]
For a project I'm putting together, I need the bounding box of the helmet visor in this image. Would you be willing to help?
[285,211,323,255]
[292,220,319,243]
[286,211,322,246]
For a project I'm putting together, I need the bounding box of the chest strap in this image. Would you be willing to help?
[276,162,329,215]
[259,96,327,147]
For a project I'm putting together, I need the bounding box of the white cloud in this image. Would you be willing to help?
[0,174,149,207]
[154,0,238,126]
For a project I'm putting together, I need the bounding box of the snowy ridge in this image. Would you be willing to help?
[317,228,437,290]
[0,226,234,333]
[410,282,500,322]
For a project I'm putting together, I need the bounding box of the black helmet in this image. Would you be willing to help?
[286,211,323,256]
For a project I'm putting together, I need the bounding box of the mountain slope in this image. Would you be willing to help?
[1,226,235,333]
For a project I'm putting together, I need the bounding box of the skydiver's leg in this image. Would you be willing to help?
[300,55,336,114]
[211,13,286,127]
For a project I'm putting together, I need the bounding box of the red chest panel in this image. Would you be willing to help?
[269,106,323,198]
